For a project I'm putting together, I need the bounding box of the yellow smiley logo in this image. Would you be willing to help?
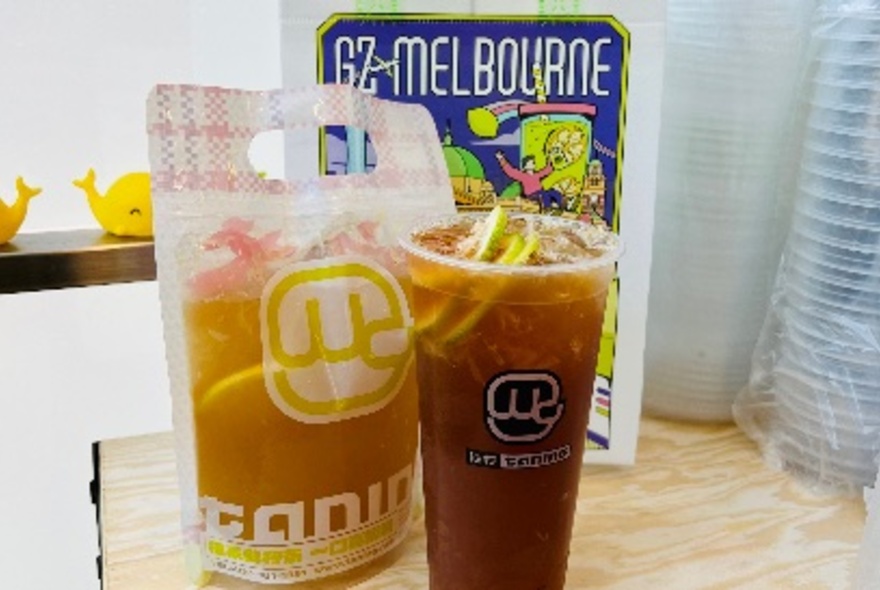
[260,256,413,423]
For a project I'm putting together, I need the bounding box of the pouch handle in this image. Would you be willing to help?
[147,84,450,198]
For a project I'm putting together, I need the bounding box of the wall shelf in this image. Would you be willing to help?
[0,230,155,294]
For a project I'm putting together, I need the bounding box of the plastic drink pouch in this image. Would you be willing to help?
[147,84,454,586]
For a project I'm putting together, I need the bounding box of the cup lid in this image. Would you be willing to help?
[400,210,623,276]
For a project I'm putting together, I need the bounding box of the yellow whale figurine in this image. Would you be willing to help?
[0,177,42,245]
[73,169,152,237]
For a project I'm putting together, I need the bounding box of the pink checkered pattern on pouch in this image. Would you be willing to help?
[146,84,449,197]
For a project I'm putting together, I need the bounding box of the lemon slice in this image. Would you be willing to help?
[433,299,493,344]
[184,543,213,587]
[430,233,539,344]
[473,205,508,261]
[512,231,540,265]
[199,364,264,411]
[423,208,544,346]
[494,233,525,264]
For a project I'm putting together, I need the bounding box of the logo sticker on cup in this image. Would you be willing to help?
[261,256,413,423]
[484,371,565,444]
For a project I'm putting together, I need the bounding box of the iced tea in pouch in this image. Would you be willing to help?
[148,84,454,586]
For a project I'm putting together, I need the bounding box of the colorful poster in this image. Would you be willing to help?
[316,15,628,451]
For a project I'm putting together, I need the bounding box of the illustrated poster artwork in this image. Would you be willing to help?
[317,15,629,450]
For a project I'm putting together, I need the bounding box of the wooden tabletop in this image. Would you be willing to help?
[96,416,866,589]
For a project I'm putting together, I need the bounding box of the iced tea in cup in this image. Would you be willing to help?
[400,207,621,590]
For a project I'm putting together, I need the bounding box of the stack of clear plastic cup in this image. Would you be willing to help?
[643,0,815,421]
[855,463,880,589]
[738,10,880,492]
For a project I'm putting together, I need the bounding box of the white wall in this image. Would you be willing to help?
[0,2,280,588]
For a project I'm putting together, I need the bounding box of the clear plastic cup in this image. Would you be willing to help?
[647,287,772,326]
[664,141,786,165]
[777,413,880,460]
[810,89,880,115]
[659,166,780,189]
[792,206,880,251]
[774,443,877,492]
[663,121,784,146]
[797,198,880,229]
[657,166,782,197]
[795,204,880,236]
[818,40,880,65]
[646,368,755,400]
[642,393,736,422]
[666,43,804,71]
[654,202,776,229]
[802,144,880,179]
[659,258,781,286]
[671,10,810,37]
[784,285,880,329]
[787,258,880,297]
[801,156,880,182]
[775,369,880,430]
[783,324,880,366]
[774,369,880,438]
[796,187,880,227]
[642,372,748,421]
[796,188,880,233]
[777,433,878,482]
[807,108,880,137]
[800,166,880,203]
[786,265,880,306]
[660,97,790,124]
[784,320,880,371]
[799,169,880,212]
[646,321,766,366]
[815,15,880,40]
[802,136,880,167]
[647,312,766,350]
[780,379,880,434]
[645,334,760,378]
[787,247,880,289]
[779,338,880,398]
[785,304,880,350]
[817,50,880,69]
[799,178,880,210]
[660,206,773,228]
[807,95,880,117]
[789,225,880,272]
[814,68,880,91]
[401,212,621,590]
